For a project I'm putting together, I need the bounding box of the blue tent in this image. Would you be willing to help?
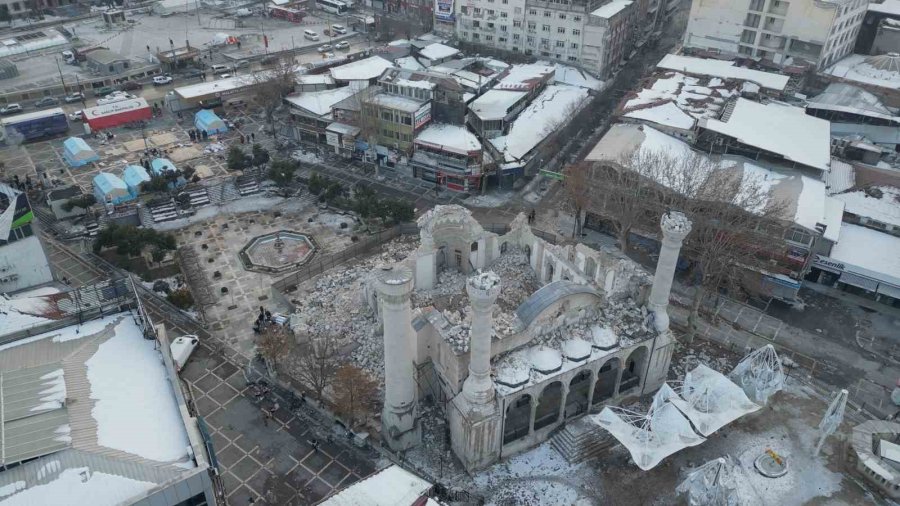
[93,172,133,205]
[150,157,177,176]
[122,165,151,197]
[194,109,228,135]
[62,137,99,167]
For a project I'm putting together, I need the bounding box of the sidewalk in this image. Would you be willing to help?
[803,280,900,321]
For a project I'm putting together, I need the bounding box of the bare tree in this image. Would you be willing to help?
[332,364,379,430]
[258,324,291,373]
[563,161,592,238]
[289,331,340,402]
[251,59,296,139]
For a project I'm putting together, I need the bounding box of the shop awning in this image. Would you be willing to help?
[839,271,879,291]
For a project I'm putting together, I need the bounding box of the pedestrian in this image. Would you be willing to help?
[202,130,208,141]
[261,408,270,426]
[62,276,69,285]
[240,134,245,144]
[250,132,255,141]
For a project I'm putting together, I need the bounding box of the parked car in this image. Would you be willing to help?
[335,41,350,50]
[95,86,115,97]
[97,91,134,105]
[34,96,59,108]
[182,68,203,79]
[0,103,23,115]
[120,81,142,91]
[153,75,173,85]
[317,44,333,53]
[64,92,84,103]
[69,110,84,121]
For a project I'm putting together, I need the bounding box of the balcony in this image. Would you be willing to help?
[768,2,788,16]
[759,35,786,50]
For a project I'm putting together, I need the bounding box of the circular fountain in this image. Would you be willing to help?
[239,230,317,273]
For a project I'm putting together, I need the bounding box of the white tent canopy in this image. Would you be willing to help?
[590,385,706,471]
[729,344,785,405]
[669,364,761,437]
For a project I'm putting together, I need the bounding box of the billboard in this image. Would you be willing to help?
[0,184,32,241]
[435,0,454,21]
[414,103,432,129]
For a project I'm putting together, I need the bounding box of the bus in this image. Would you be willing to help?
[1,107,68,143]
[316,0,348,15]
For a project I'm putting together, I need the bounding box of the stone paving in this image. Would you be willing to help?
[182,341,378,505]
[171,206,356,356]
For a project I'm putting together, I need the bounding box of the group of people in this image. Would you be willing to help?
[252,305,275,334]
[188,128,209,142]
[527,208,537,224]
[238,132,255,144]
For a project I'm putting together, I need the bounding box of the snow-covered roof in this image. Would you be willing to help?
[320,465,431,506]
[824,159,856,195]
[419,43,459,61]
[833,185,900,227]
[657,54,790,92]
[174,74,258,99]
[806,83,900,123]
[830,223,900,283]
[295,74,335,86]
[624,101,697,130]
[495,63,556,91]
[414,123,481,154]
[700,98,832,172]
[591,0,633,18]
[586,124,842,236]
[0,314,197,505]
[0,28,67,59]
[284,87,357,117]
[551,63,605,91]
[870,0,900,16]
[469,89,527,120]
[491,85,589,163]
[396,56,426,71]
[330,56,395,81]
[326,122,361,136]
[366,92,425,113]
[825,53,900,91]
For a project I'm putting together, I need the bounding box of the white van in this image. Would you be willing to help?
[304,29,319,41]
[210,64,230,75]
[331,24,347,34]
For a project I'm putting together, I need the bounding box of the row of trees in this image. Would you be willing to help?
[93,223,177,261]
[227,144,271,172]
[308,173,415,223]
[565,151,787,341]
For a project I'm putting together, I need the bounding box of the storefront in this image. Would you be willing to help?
[810,254,900,307]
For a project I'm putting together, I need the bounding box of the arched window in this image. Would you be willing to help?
[534,382,563,431]
[503,394,532,444]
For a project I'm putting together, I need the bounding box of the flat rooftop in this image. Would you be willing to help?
[0,309,198,505]
[657,54,790,92]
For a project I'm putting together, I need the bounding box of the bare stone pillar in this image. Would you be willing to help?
[648,211,692,333]
[463,271,501,407]
[376,265,421,451]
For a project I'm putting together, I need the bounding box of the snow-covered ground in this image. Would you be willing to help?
[85,317,192,463]
[0,314,122,352]
[10,286,62,298]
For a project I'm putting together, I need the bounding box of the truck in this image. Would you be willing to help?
[1,108,68,143]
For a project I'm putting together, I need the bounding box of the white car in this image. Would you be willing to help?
[69,110,84,121]
[335,41,350,50]
[64,92,84,103]
[0,103,23,115]
[97,92,133,105]
[317,44,333,53]
[153,75,173,85]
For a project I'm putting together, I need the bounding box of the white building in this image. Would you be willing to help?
[453,0,636,78]
[683,0,869,69]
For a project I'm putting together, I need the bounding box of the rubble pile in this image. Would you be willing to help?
[486,247,538,311]
[412,269,466,308]
[288,237,417,381]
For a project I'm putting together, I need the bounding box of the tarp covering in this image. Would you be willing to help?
[93,172,133,205]
[62,137,99,167]
[668,364,761,437]
[194,109,228,135]
[150,158,177,176]
[122,165,151,196]
[729,344,785,406]
[590,385,706,471]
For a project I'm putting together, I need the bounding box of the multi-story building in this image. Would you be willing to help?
[0,183,52,294]
[683,0,869,69]
[453,0,636,78]
[379,68,468,124]
[411,123,485,190]
[361,87,433,153]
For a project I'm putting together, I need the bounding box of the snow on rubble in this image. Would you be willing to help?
[85,316,192,463]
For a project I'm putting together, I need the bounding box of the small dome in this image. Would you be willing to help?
[591,325,619,350]
[494,352,531,388]
[530,346,562,374]
[561,338,592,362]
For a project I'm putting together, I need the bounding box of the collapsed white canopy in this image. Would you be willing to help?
[729,344,785,405]
[669,364,761,437]
[590,385,705,471]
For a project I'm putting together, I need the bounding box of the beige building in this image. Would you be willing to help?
[683,0,869,69]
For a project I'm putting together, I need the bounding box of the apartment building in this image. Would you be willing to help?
[683,0,869,69]
[453,0,636,78]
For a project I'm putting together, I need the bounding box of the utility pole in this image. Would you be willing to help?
[55,56,68,94]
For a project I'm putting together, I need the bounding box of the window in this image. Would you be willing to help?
[462,31,468,38]
[541,37,550,46]
[488,22,494,28]
[784,227,813,246]
[501,25,507,31]
[402,115,412,125]
[499,36,507,42]
[501,12,507,18]
[745,13,761,27]
[571,42,578,48]
[544,10,551,17]
[741,29,756,44]
[513,33,520,40]
[474,7,480,14]
[556,40,564,47]
[486,35,494,41]
[514,20,522,27]
[748,0,764,10]
[502,0,508,3]
[559,13,566,19]
[568,56,577,61]
[542,24,550,32]
[473,33,480,39]
[461,6,467,14]
[527,35,535,44]
[572,28,580,35]
[474,20,480,27]
[738,44,753,55]
[573,15,581,21]
[528,21,536,30]
[487,9,494,15]
[558,27,565,33]
[529,9,537,15]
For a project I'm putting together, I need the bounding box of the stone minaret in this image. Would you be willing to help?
[375,265,421,451]
[462,271,501,408]
[449,271,504,472]
[644,211,692,394]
